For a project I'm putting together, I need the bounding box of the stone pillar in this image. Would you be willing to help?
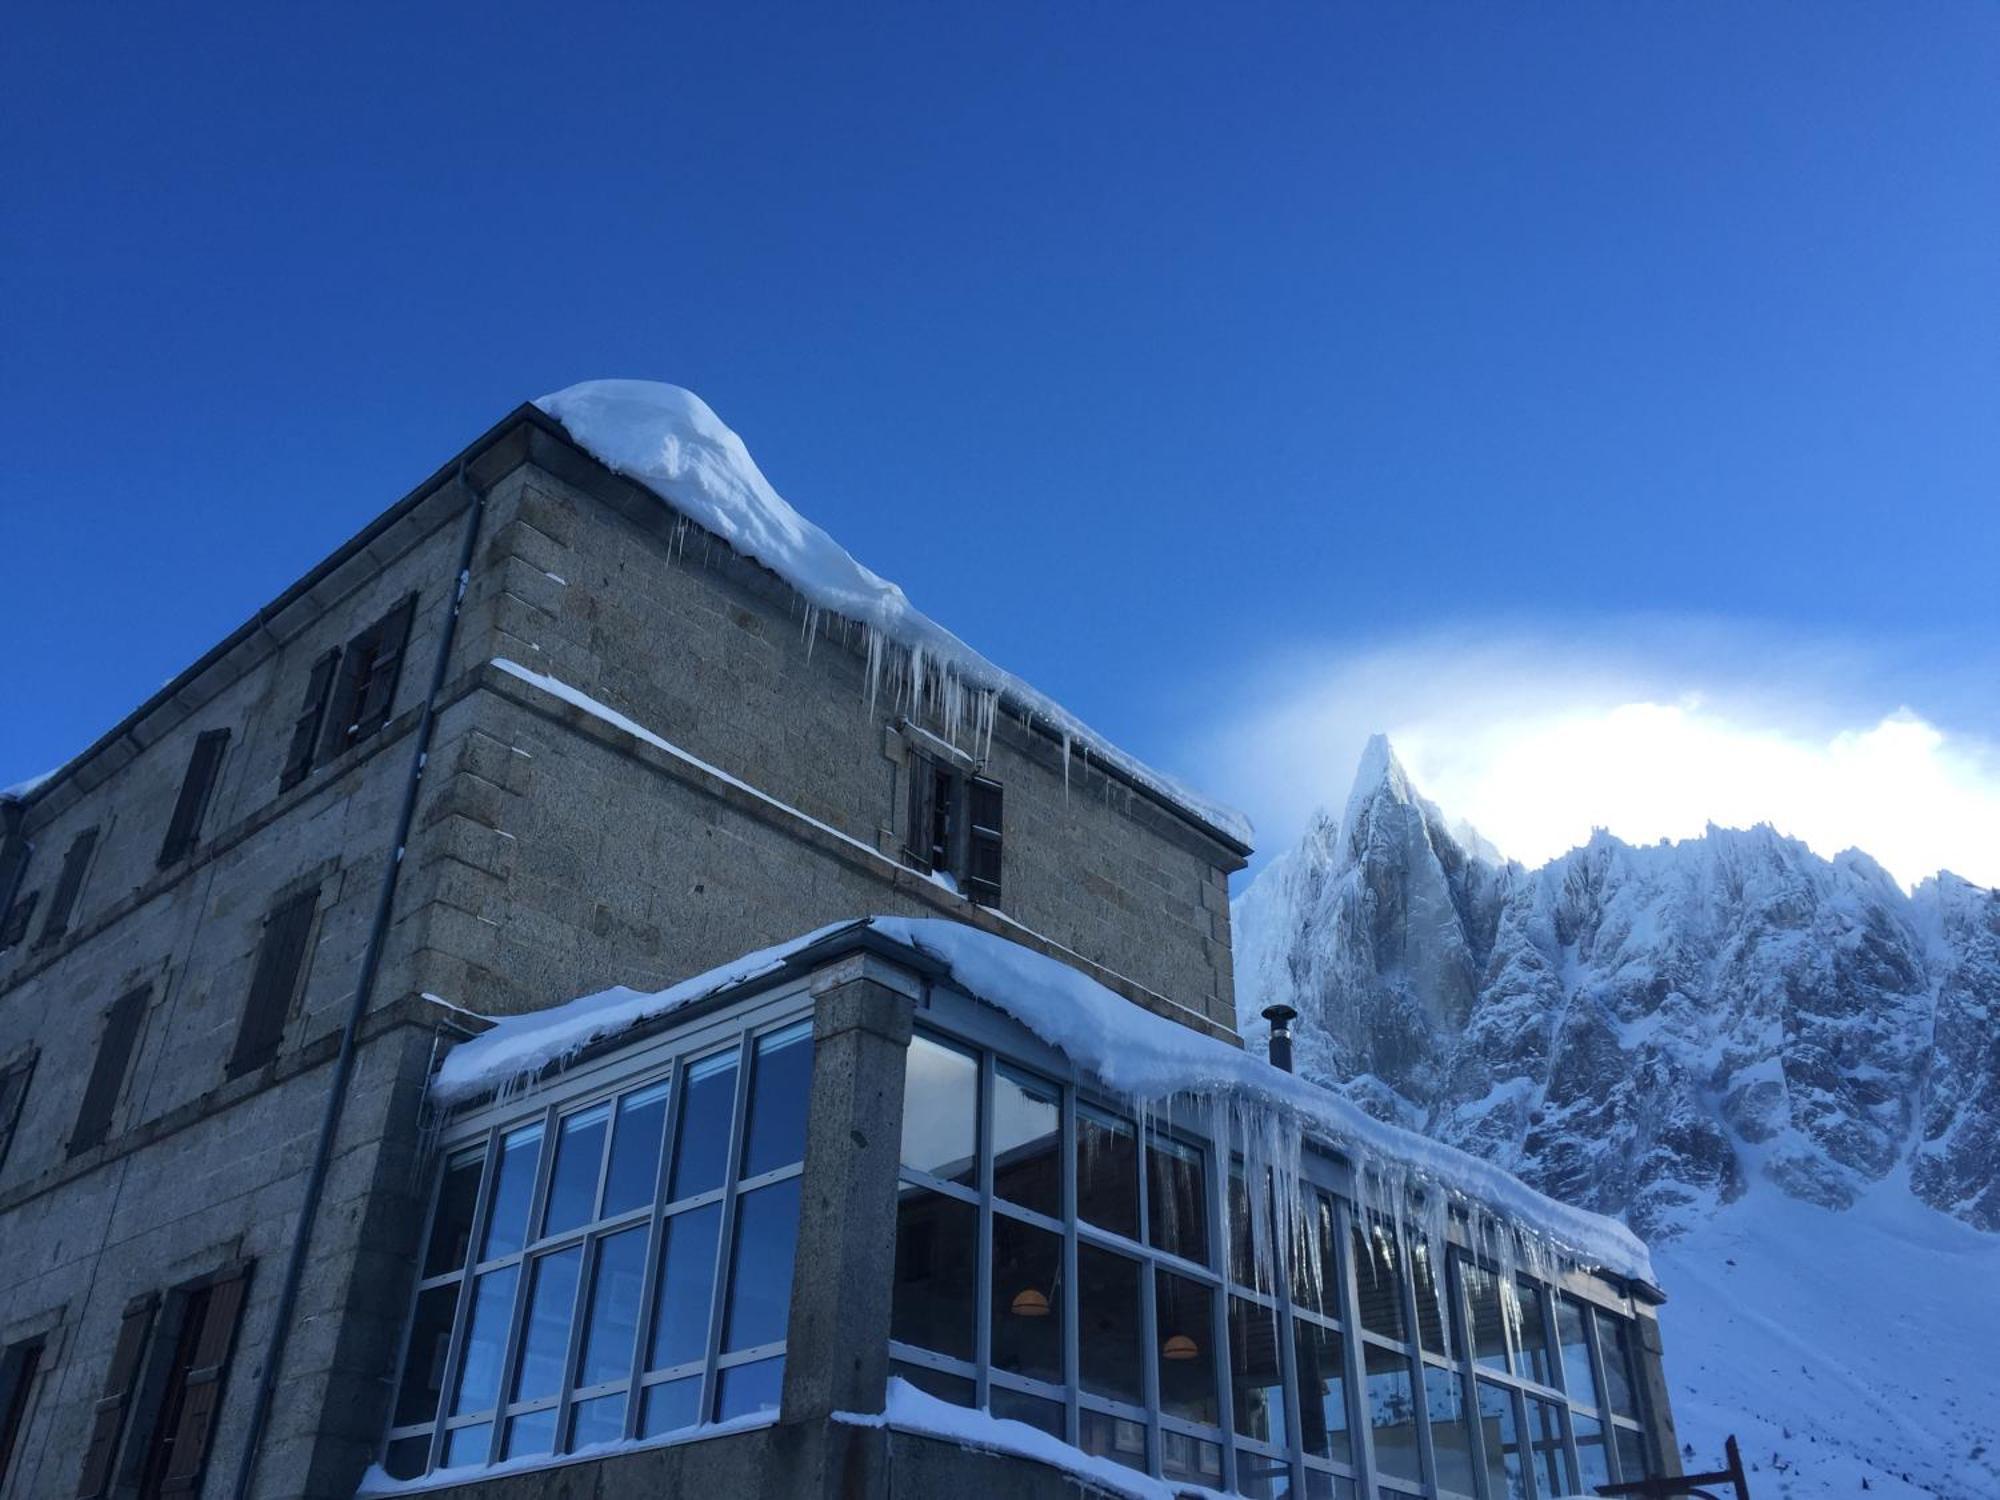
[781,953,918,1423]
[1635,1308,1683,1478]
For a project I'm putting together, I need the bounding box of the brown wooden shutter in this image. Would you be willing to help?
[226,889,318,1078]
[904,754,938,872]
[37,826,98,947]
[70,987,147,1158]
[75,1293,157,1499]
[0,1049,36,1174]
[281,649,341,790]
[967,777,1004,906]
[158,729,231,867]
[156,1265,251,1497]
[353,593,417,741]
[0,831,29,935]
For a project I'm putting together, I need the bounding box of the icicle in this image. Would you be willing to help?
[1061,732,1073,801]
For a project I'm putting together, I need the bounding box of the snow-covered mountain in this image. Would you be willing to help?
[1234,737,2000,1497]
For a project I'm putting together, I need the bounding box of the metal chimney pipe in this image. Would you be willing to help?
[1262,1004,1298,1073]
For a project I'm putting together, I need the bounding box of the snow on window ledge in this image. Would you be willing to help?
[353,1412,781,1496]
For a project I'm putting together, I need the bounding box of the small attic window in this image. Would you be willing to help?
[904,751,1003,907]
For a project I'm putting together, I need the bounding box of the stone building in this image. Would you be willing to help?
[0,383,1677,1499]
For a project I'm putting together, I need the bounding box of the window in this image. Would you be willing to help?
[904,751,1003,906]
[76,1293,157,1500]
[0,822,31,948]
[70,987,147,1157]
[36,827,99,949]
[280,648,340,791]
[226,888,318,1077]
[0,889,38,951]
[157,729,230,867]
[318,595,417,764]
[0,1049,36,1177]
[129,1266,251,1497]
[380,1015,814,1479]
[0,1336,45,1491]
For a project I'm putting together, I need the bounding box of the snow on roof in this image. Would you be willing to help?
[533,381,1252,850]
[432,915,1652,1284]
[0,768,55,802]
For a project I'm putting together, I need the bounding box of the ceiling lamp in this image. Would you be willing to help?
[1011,1288,1051,1318]
[1162,1333,1200,1361]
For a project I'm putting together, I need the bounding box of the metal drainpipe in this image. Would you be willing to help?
[229,461,487,1499]
[1262,1004,1297,1073]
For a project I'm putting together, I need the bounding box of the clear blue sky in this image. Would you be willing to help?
[5,3,1997,870]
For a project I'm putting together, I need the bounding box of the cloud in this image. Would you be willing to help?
[1195,621,2000,891]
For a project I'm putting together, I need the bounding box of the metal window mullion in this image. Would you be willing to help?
[624,1058,680,1441]
[1582,1308,1617,1484]
[485,1102,560,1463]
[552,1223,598,1454]
[699,1033,756,1420]
[1060,1080,1080,1446]
[1333,1199,1381,1495]
[974,1051,995,1410]
[425,1125,503,1475]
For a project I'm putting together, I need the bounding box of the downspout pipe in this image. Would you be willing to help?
[230,462,487,1499]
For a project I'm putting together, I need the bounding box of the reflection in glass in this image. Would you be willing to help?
[716,1355,785,1420]
[443,1421,491,1465]
[1574,1413,1611,1492]
[1078,1244,1143,1404]
[1079,1408,1149,1472]
[1478,1380,1530,1500]
[1077,1105,1139,1240]
[1235,1448,1293,1499]
[1147,1133,1208,1266]
[1425,1364,1475,1496]
[1160,1430,1223,1485]
[649,1203,722,1371]
[393,1285,457,1426]
[1464,1261,1510,1371]
[603,1081,669,1217]
[992,1215,1064,1385]
[641,1374,702,1436]
[1617,1424,1650,1482]
[1229,1171,1259,1289]
[451,1265,520,1414]
[901,1034,979,1184]
[992,1063,1062,1218]
[424,1148,484,1277]
[513,1246,583,1402]
[893,1186,978,1360]
[723,1178,801,1351]
[1229,1297,1288,1446]
[1352,1224,1407,1342]
[1528,1396,1571,1497]
[741,1022,813,1177]
[990,1385,1065,1437]
[579,1226,647,1387]
[1602,1315,1640,1418]
[888,1361,975,1406]
[544,1102,610,1237]
[1411,1238,1449,1356]
[1515,1280,1554,1386]
[481,1123,544,1260]
[502,1406,556,1458]
[1155,1270,1218,1425]
[669,1051,738,1200]
[1294,1319,1350,1465]
[1558,1298,1599,1407]
[1364,1342,1421,1484]
[1303,1471,1356,1499]
[569,1391,625,1448]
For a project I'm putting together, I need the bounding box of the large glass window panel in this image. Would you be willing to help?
[393,1285,458,1427]
[451,1266,521,1415]
[893,1186,978,1361]
[1463,1262,1509,1372]
[502,1406,556,1459]
[991,1063,1062,1219]
[640,1375,702,1436]
[543,1103,611,1238]
[1527,1396,1571,1498]
[570,1391,625,1449]
[1236,1448,1293,1500]
[1477,1381,1530,1500]
[578,1226,648,1388]
[1146,1133,1209,1266]
[1077,1243,1144,1405]
[991,1216,1063,1385]
[649,1202,722,1371]
[1303,1474,1355,1500]
[1229,1297,1288,1447]
[443,1421,492,1465]
[722,1177,801,1351]
[603,1080,670,1218]
[1364,1342,1421,1485]
[512,1246,583,1403]
[1079,1408,1149,1473]
[740,1022,813,1177]
[1290,1189,1341,1320]
[1077,1105,1140,1241]
[1574,1413,1611,1493]
[1424,1365,1475,1496]
[1352,1225,1407,1342]
[990,1385,1065,1438]
[1294,1320,1351,1466]
[481,1123,544,1260]
[1410,1239,1449,1357]
[1160,1430,1223,1486]
[1515,1280,1554,1387]
[1601,1314,1640,1419]
[669,1051,738,1201]
[1616,1423,1650,1481]
[715,1355,785,1420]
[424,1148,484,1278]
[1557,1298,1599,1407]
[901,1034,979,1185]
[1155,1271,1218,1426]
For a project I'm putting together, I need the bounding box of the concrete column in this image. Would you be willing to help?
[1635,1308,1683,1477]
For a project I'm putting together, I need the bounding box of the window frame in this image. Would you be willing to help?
[902,748,1003,907]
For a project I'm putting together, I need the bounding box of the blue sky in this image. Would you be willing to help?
[5,4,1997,883]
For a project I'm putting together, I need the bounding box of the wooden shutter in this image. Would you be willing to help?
[226,889,318,1078]
[158,729,231,867]
[37,827,98,947]
[0,1338,44,1483]
[75,1293,157,1499]
[0,831,28,934]
[904,755,938,872]
[281,649,341,790]
[0,891,37,951]
[353,593,417,741]
[70,988,147,1158]
[156,1264,250,1496]
[967,777,1004,906]
[0,1049,36,1174]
